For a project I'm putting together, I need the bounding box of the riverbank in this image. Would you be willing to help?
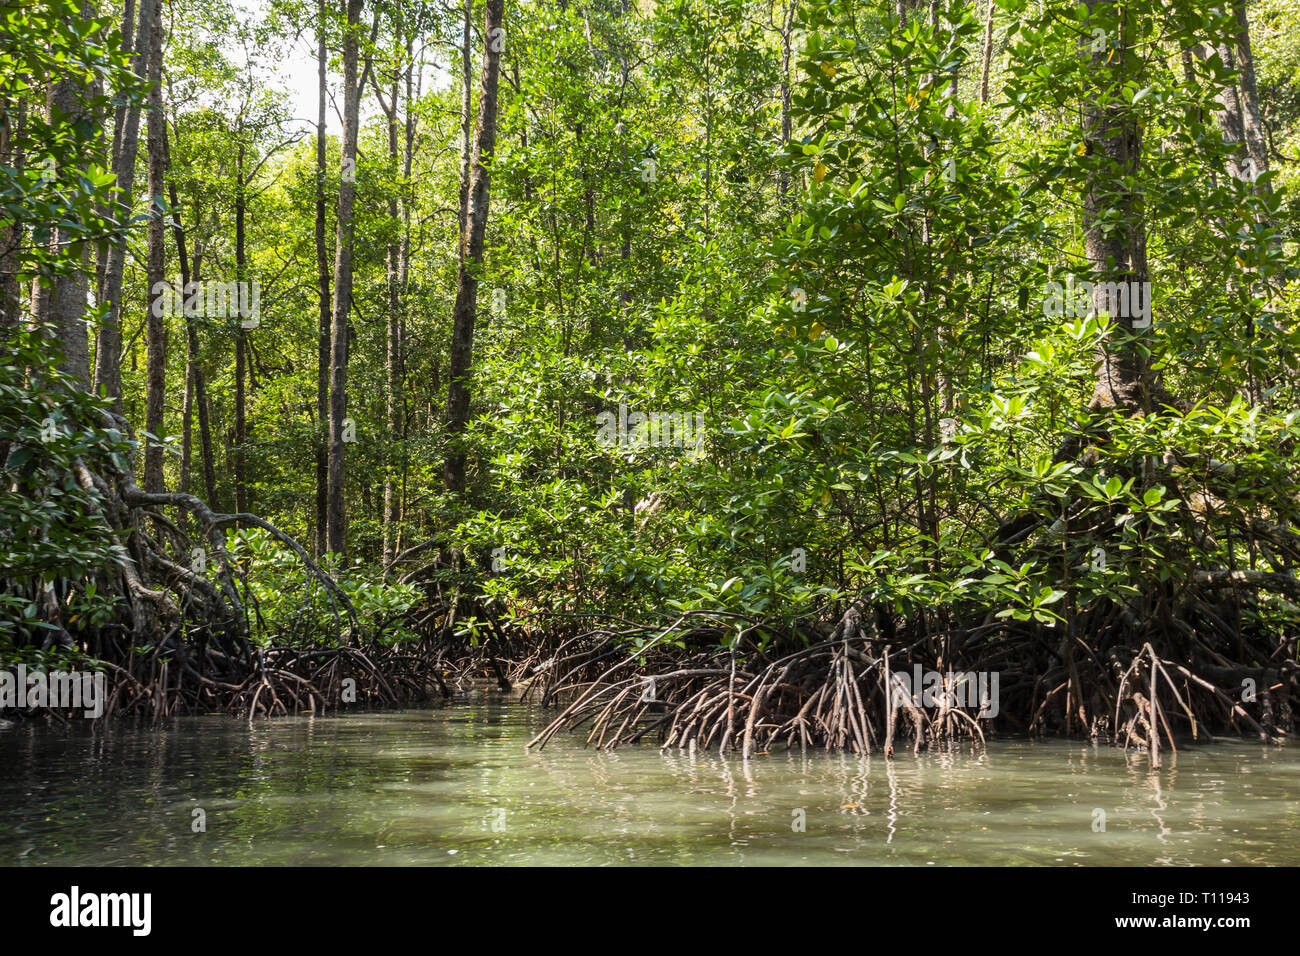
[2,592,1294,770]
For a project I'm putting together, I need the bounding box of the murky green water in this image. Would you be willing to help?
[1,693,1297,865]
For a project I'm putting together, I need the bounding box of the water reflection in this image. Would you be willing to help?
[0,694,1295,866]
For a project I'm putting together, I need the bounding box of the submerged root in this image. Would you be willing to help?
[524,593,1295,764]
[524,602,981,756]
[525,633,985,757]
[68,639,438,720]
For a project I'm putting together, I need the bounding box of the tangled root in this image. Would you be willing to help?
[524,593,1294,764]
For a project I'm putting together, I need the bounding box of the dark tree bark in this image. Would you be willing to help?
[143,0,166,492]
[191,231,218,507]
[95,0,135,313]
[457,0,474,242]
[381,16,404,564]
[443,0,503,493]
[93,0,159,405]
[315,0,330,557]
[327,0,365,555]
[0,97,24,331]
[778,0,794,201]
[180,343,192,506]
[110,0,135,175]
[169,172,196,524]
[166,152,218,508]
[233,143,248,514]
[396,30,415,559]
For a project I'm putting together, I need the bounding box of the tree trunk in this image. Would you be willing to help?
[96,0,135,317]
[1082,0,1152,414]
[93,0,159,405]
[458,0,474,241]
[172,195,193,527]
[168,164,218,508]
[192,243,218,507]
[143,0,166,493]
[315,0,330,557]
[46,26,92,385]
[978,0,996,105]
[397,32,415,559]
[1212,39,1248,182]
[234,144,248,514]
[1230,0,1268,186]
[180,350,192,508]
[0,97,23,332]
[327,0,365,555]
[778,0,794,202]
[444,0,503,493]
[382,19,404,565]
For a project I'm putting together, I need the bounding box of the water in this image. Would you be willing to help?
[2,694,1297,865]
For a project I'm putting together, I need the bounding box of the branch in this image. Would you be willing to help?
[1192,569,1300,601]
[124,487,360,633]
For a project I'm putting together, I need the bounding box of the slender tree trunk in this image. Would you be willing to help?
[223,426,235,505]
[1082,0,1152,414]
[516,56,531,205]
[978,0,995,105]
[143,0,166,492]
[46,30,92,385]
[778,0,794,202]
[180,353,192,507]
[167,159,218,507]
[382,20,403,565]
[1231,0,1268,185]
[444,0,503,493]
[96,0,135,315]
[0,97,24,331]
[315,0,330,556]
[191,237,218,506]
[1208,2,1275,397]
[702,33,712,236]
[1211,39,1248,182]
[397,35,414,559]
[327,0,365,555]
[0,91,21,472]
[458,0,473,241]
[234,145,248,514]
[173,186,192,528]
[93,0,159,405]
[111,0,134,174]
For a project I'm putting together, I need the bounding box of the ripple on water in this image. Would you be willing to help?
[0,703,1295,865]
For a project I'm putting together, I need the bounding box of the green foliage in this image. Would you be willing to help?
[222,529,421,646]
[0,326,132,650]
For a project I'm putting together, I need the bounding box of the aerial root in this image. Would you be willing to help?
[7,409,458,721]
[521,596,1294,764]
[524,615,990,757]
